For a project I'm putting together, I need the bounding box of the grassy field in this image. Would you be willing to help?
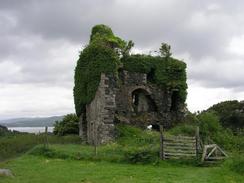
[0,125,243,182]
[0,133,81,161]
[0,153,243,183]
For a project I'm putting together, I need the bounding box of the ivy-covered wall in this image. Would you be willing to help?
[74,25,124,116]
[74,24,187,117]
[121,55,187,103]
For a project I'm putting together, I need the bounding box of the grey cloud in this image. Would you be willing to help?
[0,0,244,90]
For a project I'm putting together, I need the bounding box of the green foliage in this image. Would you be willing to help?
[53,114,79,136]
[115,124,159,146]
[30,146,70,159]
[159,42,172,59]
[198,112,222,137]
[169,123,197,136]
[74,24,187,116]
[74,25,123,116]
[169,111,243,151]
[207,100,244,132]
[121,40,134,56]
[122,55,187,102]
[29,125,160,164]
[197,112,235,149]
[0,133,80,161]
[90,24,126,49]
[227,155,244,175]
[168,111,198,136]
[1,124,244,182]
[124,147,158,164]
[90,24,114,41]
[0,125,11,136]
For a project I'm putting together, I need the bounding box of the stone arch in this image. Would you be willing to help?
[131,88,157,113]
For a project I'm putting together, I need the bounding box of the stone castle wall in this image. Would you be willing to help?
[84,73,116,144]
[80,70,185,144]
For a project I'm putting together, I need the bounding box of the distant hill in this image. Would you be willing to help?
[0,116,64,127]
[207,100,244,132]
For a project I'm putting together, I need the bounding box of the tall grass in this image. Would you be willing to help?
[0,133,81,161]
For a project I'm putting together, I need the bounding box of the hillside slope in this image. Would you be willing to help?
[0,116,64,127]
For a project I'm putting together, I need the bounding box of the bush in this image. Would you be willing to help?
[124,147,158,164]
[29,146,70,159]
[115,124,159,146]
[169,112,239,150]
[197,112,234,149]
[53,114,79,136]
[169,124,197,136]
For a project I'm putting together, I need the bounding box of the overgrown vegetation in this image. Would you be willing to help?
[0,133,80,161]
[31,124,160,164]
[0,124,243,182]
[225,154,244,175]
[121,55,187,102]
[1,123,241,182]
[73,24,187,116]
[207,100,244,133]
[53,113,79,136]
[73,24,126,116]
[0,125,11,136]
[169,111,244,151]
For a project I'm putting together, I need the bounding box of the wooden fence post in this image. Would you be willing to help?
[44,126,49,148]
[159,125,164,160]
[195,126,199,159]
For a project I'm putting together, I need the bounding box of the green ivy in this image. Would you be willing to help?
[74,24,187,116]
[122,55,187,102]
[74,25,123,116]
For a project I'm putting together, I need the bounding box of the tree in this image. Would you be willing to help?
[159,43,172,60]
[122,40,134,57]
[53,114,79,136]
[207,100,244,132]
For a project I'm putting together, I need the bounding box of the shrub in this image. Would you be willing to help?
[197,112,234,149]
[29,146,70,159]
[53,114,79,136]
[169,124,197,136]
[124,147,159,164]
[115,124,159,146]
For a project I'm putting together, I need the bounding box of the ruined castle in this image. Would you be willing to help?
[74,25,187,144]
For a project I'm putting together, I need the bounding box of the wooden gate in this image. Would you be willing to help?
[159,126,227,162]
[162,135,198,159]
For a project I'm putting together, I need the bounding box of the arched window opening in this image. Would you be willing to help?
[132,89,157,113]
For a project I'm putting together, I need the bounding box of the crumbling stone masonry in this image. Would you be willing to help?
[79,70,185,144]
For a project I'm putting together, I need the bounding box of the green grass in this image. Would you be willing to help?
[0,133,81,161]
[0,154,243,183]
[0,125,243,182]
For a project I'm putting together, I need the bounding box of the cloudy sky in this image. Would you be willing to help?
[0,0,244,119]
